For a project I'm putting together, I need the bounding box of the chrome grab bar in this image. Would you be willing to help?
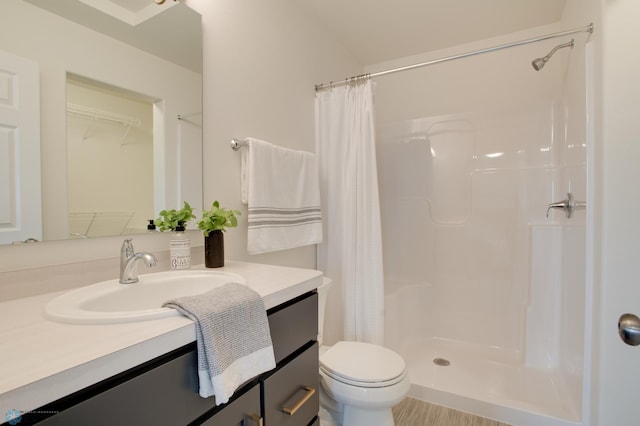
[546,192,586,219]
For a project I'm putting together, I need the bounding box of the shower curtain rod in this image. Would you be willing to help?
[314,23,593,92]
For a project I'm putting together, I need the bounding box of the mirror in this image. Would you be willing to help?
[0,0,202,244]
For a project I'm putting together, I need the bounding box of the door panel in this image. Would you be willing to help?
[0,49,41,244]
[599,0,640,424]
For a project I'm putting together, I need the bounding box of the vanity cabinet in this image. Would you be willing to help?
[23,291,319,426]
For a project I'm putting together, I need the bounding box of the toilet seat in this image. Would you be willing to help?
[319,341,406,388]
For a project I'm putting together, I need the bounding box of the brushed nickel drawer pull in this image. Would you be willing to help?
[249,413,263,426]
[282,386,316,415]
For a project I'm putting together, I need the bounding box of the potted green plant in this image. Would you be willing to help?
[198,200,241,268]
[155,201,196,231]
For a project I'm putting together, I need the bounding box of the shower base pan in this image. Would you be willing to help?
[398,338,581,426]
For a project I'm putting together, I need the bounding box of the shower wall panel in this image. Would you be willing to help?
[379,101,567,362]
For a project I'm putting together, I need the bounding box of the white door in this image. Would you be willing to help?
[0,50,41,244]
[597,0,640,424]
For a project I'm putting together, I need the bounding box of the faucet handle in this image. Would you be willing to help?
[121,238,135,258]
[546,192,586,219]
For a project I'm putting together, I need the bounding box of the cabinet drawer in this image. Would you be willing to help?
[263,343,319,426]
[200,384,261,426]
[268,292,318,364]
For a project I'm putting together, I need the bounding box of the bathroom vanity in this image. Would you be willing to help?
[0,261,322,426]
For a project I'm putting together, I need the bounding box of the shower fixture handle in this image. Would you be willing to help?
[546,192,586,219]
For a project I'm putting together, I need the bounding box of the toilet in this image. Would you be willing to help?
[317,278,410,426]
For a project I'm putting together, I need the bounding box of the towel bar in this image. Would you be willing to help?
[230,138,247,151]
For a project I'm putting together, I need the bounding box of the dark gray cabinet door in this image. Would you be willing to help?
[38,349,216,426]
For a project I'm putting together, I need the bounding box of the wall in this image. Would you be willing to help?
[185,0,362,346]
[186,0,362,272]
[366,24,571,123]
[0,1,361,300]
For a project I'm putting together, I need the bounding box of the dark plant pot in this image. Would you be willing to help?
[204,230,224,268]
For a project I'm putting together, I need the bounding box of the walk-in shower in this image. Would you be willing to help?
[370,24,592,426]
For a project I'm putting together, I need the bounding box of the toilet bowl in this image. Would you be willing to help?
[317,278,410,426]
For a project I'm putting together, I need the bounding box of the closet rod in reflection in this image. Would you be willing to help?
[66,102,141,127]
[314,23,593,92]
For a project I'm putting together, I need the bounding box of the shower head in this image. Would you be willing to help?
[531,57,547,71]
[531,39,574,71]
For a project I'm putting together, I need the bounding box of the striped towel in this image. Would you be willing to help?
[241,137,323,254]
[163,283,275,404]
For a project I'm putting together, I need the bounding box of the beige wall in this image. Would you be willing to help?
[187,0,362,270]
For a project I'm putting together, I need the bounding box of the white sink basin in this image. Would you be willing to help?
[44,270,246,324]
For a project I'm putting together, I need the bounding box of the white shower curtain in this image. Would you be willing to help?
[315,80,384,345]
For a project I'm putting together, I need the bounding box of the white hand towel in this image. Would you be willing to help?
[163,283,275,405]
[241,137,323,254]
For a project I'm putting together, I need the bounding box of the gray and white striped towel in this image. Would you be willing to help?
[241,137,323,254]
[163,283,275,404]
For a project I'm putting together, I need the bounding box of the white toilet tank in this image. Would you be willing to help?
[317,277,333,346]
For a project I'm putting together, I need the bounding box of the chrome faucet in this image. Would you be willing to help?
[119,239,158,284]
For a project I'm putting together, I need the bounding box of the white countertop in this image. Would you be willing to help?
[0,261,322,416]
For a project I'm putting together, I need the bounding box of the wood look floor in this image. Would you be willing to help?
[392,398,512,426]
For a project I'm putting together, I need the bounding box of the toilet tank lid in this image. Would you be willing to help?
[320,341,406,383]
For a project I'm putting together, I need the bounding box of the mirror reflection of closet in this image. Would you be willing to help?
[66,75,155,239]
